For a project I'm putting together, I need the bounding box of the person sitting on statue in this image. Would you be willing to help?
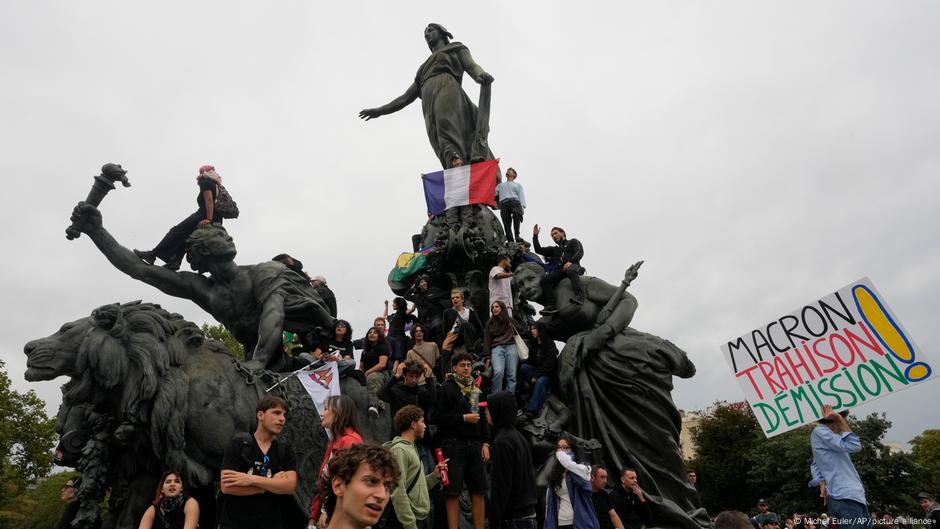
[441,288,483,374]
[137,470,200,529]
[496,167,526,243]
[134,165,225,271]
[533,224,585,306]
[519,321,558,419]
[360,326,392,418]
[68,202,334,372]
[298,319,359,377]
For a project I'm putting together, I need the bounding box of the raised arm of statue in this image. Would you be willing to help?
[69,203,209,305]
[581,279,638,354]
[359,81,420,121]
[457,48,493,85]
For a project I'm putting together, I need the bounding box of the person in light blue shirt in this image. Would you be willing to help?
[496,167,527,243]
[808,405,871,529]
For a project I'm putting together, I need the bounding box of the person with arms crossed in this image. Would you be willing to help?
[219,396,297,529]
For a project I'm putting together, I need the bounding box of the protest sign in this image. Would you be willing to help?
[298,361,341,415]
[721,277,934,437]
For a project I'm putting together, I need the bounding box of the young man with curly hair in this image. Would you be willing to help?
[318,444,402,529]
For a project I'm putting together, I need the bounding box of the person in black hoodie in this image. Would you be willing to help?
[380,360,438,432]
[487,391,538,529]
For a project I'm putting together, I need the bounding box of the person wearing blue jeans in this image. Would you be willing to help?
[808,405,872,529]
[520,322,558,417]
[483,301,524,393]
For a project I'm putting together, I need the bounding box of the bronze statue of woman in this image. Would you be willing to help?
[359,23,497,169]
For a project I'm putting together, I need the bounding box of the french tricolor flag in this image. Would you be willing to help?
[421,160,499,216]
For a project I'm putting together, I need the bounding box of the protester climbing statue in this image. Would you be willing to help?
[513,262,713,529]
[68,201,333,372]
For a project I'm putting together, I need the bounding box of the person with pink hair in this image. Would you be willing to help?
[134,164,225,270]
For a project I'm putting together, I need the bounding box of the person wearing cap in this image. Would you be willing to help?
[808,404,870,529]
[918,493,940,526]
[134,164,225,271]
[311,275,338,317]
[752,500,779,527]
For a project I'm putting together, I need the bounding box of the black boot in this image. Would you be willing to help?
[133,249,156,265]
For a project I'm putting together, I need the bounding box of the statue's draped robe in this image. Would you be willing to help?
[415,42,496,168]
[560,328,711,529]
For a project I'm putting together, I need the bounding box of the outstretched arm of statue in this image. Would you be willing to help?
[248,292,286,369]
[581,283,637,353]
[69,202,208,303]
[359,82,419,120]
[457,48,493,85]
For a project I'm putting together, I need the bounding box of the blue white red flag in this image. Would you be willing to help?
[421,160,499,216]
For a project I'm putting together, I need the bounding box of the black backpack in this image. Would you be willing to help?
[373,468,422,529]
[214,183,239,219]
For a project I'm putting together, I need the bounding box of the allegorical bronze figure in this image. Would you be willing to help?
[359,23,497,168]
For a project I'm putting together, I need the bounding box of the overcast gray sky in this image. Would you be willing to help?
[1,1,938,446]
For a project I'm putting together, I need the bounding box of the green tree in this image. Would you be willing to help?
[689,401,763,512]
[911,429,940,494]
[746,424,819,513]
[0,359,57,524]
[850,413,925,512]
[0,472,78,529]
[201,322,245,360]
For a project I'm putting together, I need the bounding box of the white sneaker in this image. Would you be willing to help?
[368,406,379,418]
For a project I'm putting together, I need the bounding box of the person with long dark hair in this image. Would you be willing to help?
[520,322,558,417]
[134,165,227,270]
[545,437,600,529]
[385,297,417,369]
[137,471,199,529]
[361,327,391,417]
[483,301,525,393]
[310,395,363,527]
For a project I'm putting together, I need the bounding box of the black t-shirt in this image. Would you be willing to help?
[388,311,417,338]
[196,177,218,210]
[219,434,297,529]
[319,337,354,359]
[592,490,615,529]
[361,342,390,371]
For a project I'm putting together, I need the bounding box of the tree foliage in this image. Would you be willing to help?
[911,429,940,494]
[0,472,78,529]
[0,359,58,526]
[690,401,927,515]
[201,322,245,360]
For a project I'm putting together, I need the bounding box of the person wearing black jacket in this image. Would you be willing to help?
[432,352,489,529]
[380,360,438,428]
[532,224,585,304]
[440,289,484,372]
[487,391,538,529]
[519,321,558,417]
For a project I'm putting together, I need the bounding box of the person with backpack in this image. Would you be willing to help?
[134,164,238,270]
[382,405,448,529]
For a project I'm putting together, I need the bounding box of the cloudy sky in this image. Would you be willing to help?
[1,1,938,446]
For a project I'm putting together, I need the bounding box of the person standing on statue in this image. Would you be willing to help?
[496,168,526,243]
[359,23,496,169]
[134,165,225,271]
[533,225,586,305]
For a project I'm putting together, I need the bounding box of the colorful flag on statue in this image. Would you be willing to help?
[421,159,499,216]
[298,361,341,415]
[390,245,434,282]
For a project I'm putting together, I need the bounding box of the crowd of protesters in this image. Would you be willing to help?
[106,165,939,529]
